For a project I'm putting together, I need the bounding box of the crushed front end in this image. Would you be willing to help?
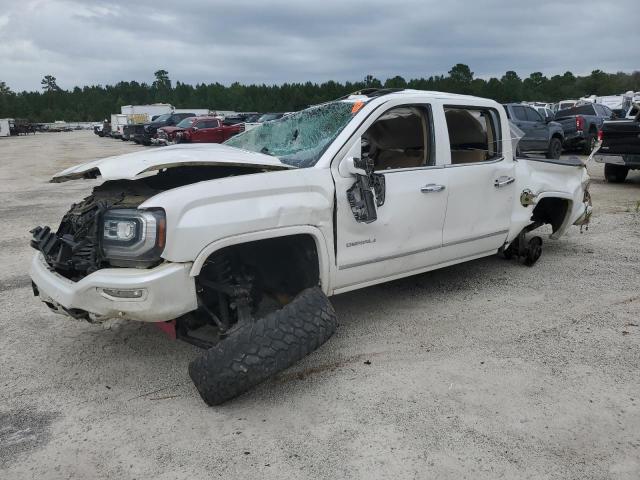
[29,181,197,322]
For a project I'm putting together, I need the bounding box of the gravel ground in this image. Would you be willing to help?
[1,131,639,479]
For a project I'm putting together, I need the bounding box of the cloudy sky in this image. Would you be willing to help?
[0,0,638,91]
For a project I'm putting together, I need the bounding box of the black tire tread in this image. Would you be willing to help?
[546,137,562,159]
[604,163,628,183]
[189,286,337,405]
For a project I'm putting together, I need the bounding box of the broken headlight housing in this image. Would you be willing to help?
[102,208,166,268]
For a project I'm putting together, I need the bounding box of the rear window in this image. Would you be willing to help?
[556,104,595,117]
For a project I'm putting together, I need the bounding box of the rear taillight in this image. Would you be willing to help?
[576,116,585,131]
[597,129,603,142]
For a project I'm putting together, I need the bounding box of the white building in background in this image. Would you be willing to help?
[0,118,11,137]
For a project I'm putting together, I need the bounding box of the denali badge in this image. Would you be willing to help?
[346,238,376,248]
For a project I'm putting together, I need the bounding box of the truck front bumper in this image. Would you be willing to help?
[30,253,198,323]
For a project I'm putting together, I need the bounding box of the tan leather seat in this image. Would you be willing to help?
[367,107,427,170]
[445,109,489,164]
[450,150,486,164]
[376,149,423,170]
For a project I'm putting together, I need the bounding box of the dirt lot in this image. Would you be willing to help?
[1,131,639,479]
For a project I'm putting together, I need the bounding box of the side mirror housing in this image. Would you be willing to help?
[340,156,367,177]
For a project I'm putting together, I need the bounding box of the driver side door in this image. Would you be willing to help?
[332,101,449,292]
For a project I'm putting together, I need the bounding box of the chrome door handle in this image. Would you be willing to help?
[494,176,515,188]
[421,184,446,193]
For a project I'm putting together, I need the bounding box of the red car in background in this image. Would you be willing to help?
[154,116,244,145]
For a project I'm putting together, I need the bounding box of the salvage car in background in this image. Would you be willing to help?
[503,103,564,158]
[29,89,591,405]
[154,116,243,145]
[592,105,640,183]
[554,103,613,154]
[133,112,195,145]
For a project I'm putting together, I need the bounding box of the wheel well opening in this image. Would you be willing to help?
[178,234,321,347]
[531,197,570,233]
[199,234,320,296]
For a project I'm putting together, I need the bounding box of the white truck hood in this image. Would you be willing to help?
[51,143,294,183]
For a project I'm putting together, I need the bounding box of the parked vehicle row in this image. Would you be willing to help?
[95,107,278,146]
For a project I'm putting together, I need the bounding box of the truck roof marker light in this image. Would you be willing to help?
[351,101,365,114]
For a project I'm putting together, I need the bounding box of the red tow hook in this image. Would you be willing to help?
[153,320,176,340]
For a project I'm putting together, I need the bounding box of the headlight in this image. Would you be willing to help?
[102,208,166,268]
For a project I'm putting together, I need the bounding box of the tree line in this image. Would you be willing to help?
[0,65,639,123]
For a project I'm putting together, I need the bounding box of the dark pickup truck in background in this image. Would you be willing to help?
[554,103,613,154]
[593,108,640,183]
[503,103,565,159]
[132,112,195,145]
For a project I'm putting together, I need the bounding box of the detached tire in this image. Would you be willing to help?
[604,163,628,183]
[189,286,337,405]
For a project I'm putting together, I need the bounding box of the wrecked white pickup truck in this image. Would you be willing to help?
[29,89,592,405]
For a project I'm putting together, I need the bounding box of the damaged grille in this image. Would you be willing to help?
[31,195,110,279]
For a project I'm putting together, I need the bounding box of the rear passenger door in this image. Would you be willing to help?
[441,105,514,262]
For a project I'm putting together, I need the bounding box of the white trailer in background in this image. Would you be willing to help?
[110,114,130,138]
[120,104,173,124]
[174,108,210,116]
[0,118,10,137]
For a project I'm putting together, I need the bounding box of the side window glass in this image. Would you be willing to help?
[512,106,527,121]
[444,107,501,165]
[363,106,432,171]
[525,107,543,122]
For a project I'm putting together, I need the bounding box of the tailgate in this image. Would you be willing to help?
[600,120,640,155]
[555,116,577,135]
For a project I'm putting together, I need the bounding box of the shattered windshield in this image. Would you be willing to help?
[225,101,361,167]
